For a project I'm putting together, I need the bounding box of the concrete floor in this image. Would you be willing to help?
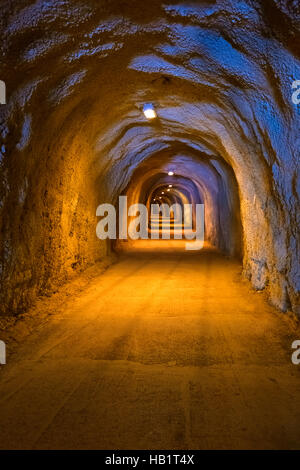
[0,242,300,449]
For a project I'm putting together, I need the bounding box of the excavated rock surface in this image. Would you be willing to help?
[0,0,299,315]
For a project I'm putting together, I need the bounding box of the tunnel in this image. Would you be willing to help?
[0,0,300,451]
[116,150,242,254]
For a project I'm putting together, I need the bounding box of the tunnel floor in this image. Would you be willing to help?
[0,244,300,449]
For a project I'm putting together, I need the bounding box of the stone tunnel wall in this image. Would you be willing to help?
[0,0,299,315]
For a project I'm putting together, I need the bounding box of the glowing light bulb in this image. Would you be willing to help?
[167,189,170,192]
[143,103,157,119]
[168,184,172,187]
[161,191,164,194]
[168,171,174,176]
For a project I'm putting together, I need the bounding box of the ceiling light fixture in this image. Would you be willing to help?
[168,171,174,176]
[143,103,157,120]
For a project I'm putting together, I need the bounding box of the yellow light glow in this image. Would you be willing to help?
[161,191,164,194]
[168,184,172,187]
[143,104,157,119]
[168,171,174,176]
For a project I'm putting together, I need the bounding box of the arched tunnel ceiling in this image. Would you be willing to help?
[0,0,299,316]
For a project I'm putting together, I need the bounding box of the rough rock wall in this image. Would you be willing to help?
[0,0,299,315]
